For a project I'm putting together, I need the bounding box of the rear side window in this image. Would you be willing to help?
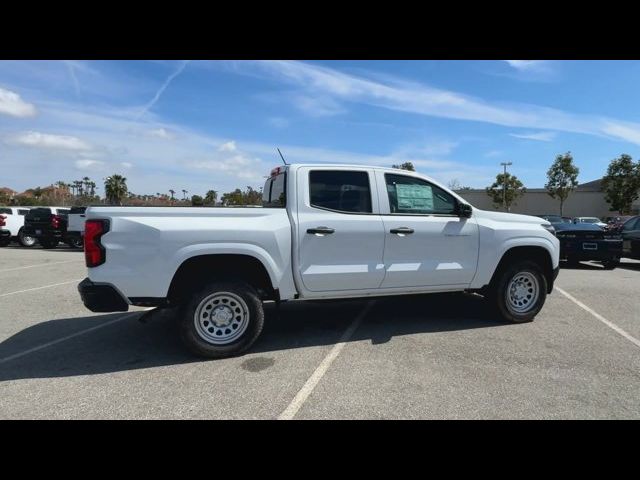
[309,170,372,213]
[0,208,12,215]
[262,173,286,208]
[385,173,457,215]
[18,209,29,215]
[56,209,70,215]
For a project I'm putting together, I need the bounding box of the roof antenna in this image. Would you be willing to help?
[277,147,288,165]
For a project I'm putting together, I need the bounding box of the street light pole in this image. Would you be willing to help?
[500,162,512,211]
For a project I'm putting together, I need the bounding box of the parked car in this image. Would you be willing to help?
[78,164,560,358]
[0,207,36,247]
[66,206,87,249]
[23,206,75,249]
[554,222,622,269]
[604,215,633,232]
[619,215,640,260]
[536,214,571,225]
[572,216,607,228]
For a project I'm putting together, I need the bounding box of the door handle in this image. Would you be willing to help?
[390,227,414,235]
[307,226,335,235]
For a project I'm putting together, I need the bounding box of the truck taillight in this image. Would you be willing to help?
[51,214,61,229]
[0,215,5,227]
[84,219,109,267]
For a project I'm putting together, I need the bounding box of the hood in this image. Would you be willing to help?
[474,209,550,225]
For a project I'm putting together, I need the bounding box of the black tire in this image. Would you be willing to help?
[0,238,10,247]
[68,237,84,249]
[601,257,619,270]
[178,281,264,359]
[40,238,58,249]
[18,228,37,247]
[489,260,548,323]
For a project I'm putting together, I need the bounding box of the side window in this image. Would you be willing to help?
[0,208,12,215]
[385,173,457,215]
[262,172,286,208]
[309,170,372,213]
[623,218,638,231]
[18,210,29,216]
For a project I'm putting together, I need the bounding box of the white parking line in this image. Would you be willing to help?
[278,300,375,420]
[0,309,153,364]
[556,286,640,349]
[0,279,84,298]
[0,260,83,273]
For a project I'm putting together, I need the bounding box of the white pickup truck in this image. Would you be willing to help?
[0,207,36,247]
[78,164,560,358]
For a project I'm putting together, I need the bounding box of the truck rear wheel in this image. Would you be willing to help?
[18,228,37,247]
[178,281,265,359]
[490,261,547,323]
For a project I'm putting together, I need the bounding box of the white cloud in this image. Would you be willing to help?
[218,141,237,152]
[147,127,175,140]
[504,60,548,71]
[121,162,133,169]
[138,60,190,118]
[75,159,105,170]
[292,94,346,117]
[0,87,37,117]
[225,61,640,146]
[509,131,557,142]
[13,131,91,150]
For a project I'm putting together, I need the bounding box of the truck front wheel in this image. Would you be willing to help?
[491,261,547,323]
[178,281,265,359]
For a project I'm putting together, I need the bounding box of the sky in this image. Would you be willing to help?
[1,60,640,197]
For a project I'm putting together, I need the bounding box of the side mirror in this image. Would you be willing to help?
[457,203,472,218]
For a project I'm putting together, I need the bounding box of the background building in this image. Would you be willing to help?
[456,179,640,217]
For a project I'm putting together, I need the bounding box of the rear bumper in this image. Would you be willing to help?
[78,277,129,312]
[23,226,64,239]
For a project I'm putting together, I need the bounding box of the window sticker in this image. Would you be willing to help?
[395,184,433,211]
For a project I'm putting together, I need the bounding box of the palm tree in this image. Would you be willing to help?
[104,174,128,205]
[182,189,188,200]
[169,189,175,203]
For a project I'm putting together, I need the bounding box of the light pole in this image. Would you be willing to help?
[500,162,512,211]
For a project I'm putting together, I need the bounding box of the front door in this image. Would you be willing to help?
[377,171,479,288]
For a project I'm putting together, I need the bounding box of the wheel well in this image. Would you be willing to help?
[168,254,277,304]
[490,246,554,293]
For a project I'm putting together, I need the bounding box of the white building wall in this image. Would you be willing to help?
[457,190,638,218]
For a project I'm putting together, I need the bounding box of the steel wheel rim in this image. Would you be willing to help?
[506,271,539,314]
[20,231,36,246]
[194,292,250,345]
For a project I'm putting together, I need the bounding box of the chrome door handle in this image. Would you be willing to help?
[307,227,335,235]
[390,227,414,235]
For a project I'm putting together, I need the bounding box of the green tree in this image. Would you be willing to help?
[104,174,128,205]
[191,194,204,206]
[204,190,218,206]
[545,152,580,216]
[486,172,526,212]
[221,188,243,206]
[392,161,415,171]
[601,154,640,214]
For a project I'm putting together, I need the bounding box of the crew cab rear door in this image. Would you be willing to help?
[293,166,385,293]
[375,170,479,288]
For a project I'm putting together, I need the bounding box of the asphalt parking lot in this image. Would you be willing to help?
[1,245,639,419]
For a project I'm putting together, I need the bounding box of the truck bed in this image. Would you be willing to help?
[85,206,296,301]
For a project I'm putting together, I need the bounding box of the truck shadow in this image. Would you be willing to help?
[0,293,506,382]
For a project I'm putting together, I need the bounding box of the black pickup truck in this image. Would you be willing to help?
[23,207,74,249]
